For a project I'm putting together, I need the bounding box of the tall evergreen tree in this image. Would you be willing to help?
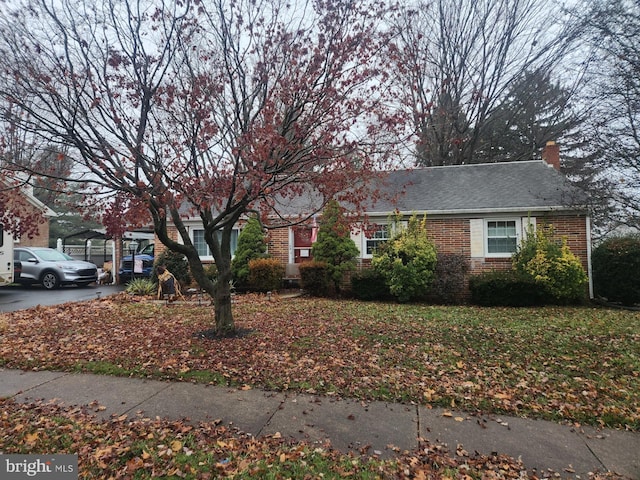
[390,0,581,166]
[231,217,267,288]
[311,200,359,294]
[575,0,640,233]
[475,70,584,163]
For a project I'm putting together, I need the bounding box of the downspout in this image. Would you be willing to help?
[586,215,594,299]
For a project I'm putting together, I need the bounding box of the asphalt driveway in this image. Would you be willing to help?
[0,284,125,312]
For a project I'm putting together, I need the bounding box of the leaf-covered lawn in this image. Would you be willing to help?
[1,294,639,430]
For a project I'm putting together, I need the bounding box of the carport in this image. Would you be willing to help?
[59,229,113,267]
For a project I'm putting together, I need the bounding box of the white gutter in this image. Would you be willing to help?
[364,206,586,217]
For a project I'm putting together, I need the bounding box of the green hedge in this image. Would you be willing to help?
[592,235,640,305]
[469,271,548,307]
[248,258,284,292]
[299,261,330,297]
[351,268,392,301]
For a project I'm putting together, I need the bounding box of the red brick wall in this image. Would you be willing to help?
[18,219,49,247]
[267,227,289,265]
[15,202,50,248]
[425,218,470,255]
[424,215,589,278]
[152,226,179,260]
[266,214,590,276]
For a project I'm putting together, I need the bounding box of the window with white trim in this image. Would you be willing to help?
[486,219,520,256]
[193,229,238,258]
[364,224,391,256]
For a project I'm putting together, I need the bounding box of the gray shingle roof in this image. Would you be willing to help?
[366,160,586,215]
[181,160,587,220]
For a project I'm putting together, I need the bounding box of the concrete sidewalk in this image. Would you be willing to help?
[1,368,638,478]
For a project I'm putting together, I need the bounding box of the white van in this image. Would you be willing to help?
[0,225,15,286]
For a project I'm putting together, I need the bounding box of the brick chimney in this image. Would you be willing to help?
[542,141,560,170]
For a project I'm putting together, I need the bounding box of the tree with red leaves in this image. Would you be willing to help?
[0,0,404,334]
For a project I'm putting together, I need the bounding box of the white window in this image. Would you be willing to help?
[192,229,238,259]
[364,224,391,257]
[485,219,520,256]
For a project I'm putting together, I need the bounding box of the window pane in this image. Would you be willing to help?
[195,229,238,257]
[230,230,238,256]
[487,221,517,254]
[193,230,210,257]
[366,225,390,254]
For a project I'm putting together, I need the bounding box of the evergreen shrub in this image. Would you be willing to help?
[248,258,284,292]
[231,217,268,288]
[299,261,330,296]
[592,235,640,305]
[125,278,157,296]
[311,200,359,294]
[203,264,218,283]
[152,249,191,286]
[512,225,587,304]
[351,268,391,301]
[469,270,547,306]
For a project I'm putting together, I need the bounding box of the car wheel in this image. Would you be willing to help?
[41,271,60,290]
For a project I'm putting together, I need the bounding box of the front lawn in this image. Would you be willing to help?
[1,294,638,430]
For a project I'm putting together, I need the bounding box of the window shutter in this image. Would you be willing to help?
[470,219,483,257]
[521,217,536,237]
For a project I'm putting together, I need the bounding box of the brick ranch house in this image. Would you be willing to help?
[157,142,592,298]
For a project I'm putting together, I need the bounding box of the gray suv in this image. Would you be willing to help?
[14,247,98,289]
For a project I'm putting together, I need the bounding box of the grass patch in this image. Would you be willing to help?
[177,369,230,385]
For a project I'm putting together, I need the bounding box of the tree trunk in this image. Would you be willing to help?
[185,253,234,335]
[213,252,234,335]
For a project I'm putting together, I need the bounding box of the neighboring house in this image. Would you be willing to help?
[2,185,56,248]
[0,184,56,285]
[159,141,592,298]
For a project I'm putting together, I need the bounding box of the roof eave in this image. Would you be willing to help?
[365,205,588,217]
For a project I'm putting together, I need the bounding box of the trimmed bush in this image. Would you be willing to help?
[372,215,437,303]
[469,270,547,307]
[231,217,268,288]
[153,249,191,286]
[248,258,284,292]
[592,235,640,305]
[351,268,391,301]
[299,261,330,297]
[429,253,470,304]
